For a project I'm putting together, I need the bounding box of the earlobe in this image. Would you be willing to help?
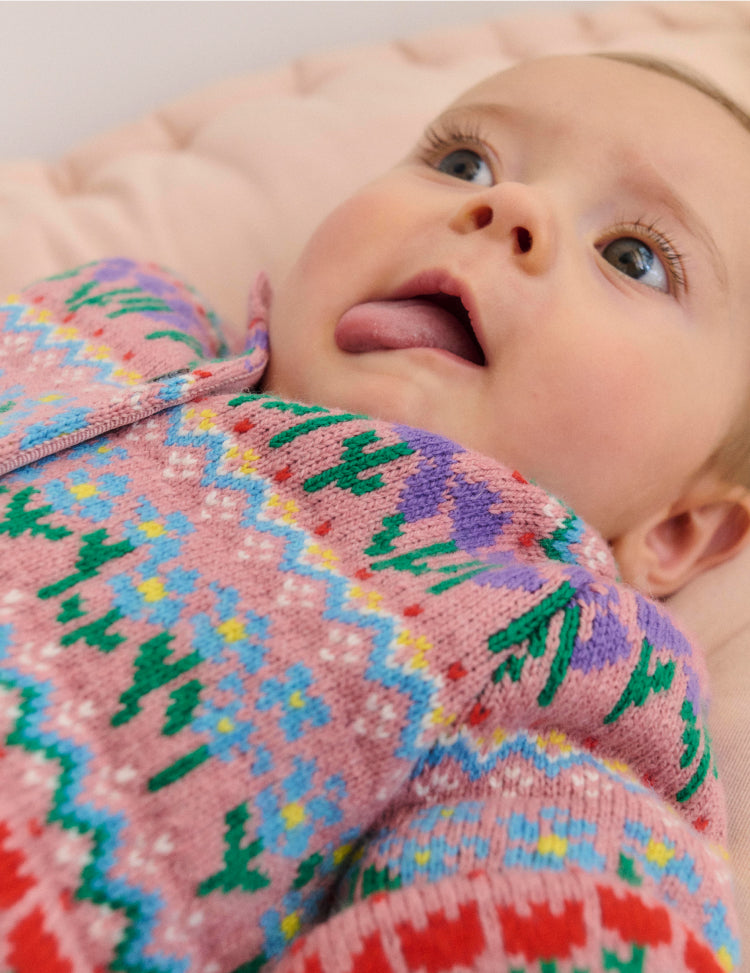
[611,489,750,598]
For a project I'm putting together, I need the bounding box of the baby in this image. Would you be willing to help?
[0,54,747,973]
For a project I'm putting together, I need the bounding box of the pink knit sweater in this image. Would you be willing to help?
[0,260,740,972]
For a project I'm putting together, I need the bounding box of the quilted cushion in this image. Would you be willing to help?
[1,0,748,948]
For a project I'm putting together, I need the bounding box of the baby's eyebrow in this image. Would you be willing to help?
[433,102,521,130]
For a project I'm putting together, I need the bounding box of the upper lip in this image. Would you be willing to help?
[389,270,487,366]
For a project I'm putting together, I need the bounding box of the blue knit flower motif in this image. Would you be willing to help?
[122,496,195,573]
[192,694,256,764]
[43,468,130,523]
[190,583,270,680]
[254,756,346,860]
[256,662,331,741]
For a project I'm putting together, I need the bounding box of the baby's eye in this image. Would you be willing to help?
[436,149,493,187]
[601,237,668,292]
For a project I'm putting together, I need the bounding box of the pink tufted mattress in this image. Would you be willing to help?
[1,0,749,951]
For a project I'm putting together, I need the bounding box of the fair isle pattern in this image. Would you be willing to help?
[0,259,263,476]
[0,263,740,973]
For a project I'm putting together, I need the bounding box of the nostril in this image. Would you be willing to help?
[515,227,533,253]
[473,205,493,230]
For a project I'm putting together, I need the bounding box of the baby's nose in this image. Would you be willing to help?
[450,182,553,272]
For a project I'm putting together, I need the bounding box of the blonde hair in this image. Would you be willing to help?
[598,52,750,488]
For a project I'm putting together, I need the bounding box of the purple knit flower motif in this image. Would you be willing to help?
[135,270,180,298]
[394,425,460,522]
[92,257,137,282]
[474,551,549,594]
[681,661,702,710]
[141,297,213,345]
[636,594,693,657]
[563,578,632,673]
[248,320,270,352]
[570,606,632,673]
[393,426,510,551]
[449,472,512,553]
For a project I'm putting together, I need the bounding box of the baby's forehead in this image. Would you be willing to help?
[454,52,750,140]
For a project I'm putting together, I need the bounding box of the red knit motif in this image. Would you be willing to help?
[398,902,486,971]
[0,821,35,908]
[598,885,672,947]
[7,908,72,973]
[349,931,391,972]
[498,898,586,961]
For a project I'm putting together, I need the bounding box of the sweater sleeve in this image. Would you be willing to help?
[0,259,268,476]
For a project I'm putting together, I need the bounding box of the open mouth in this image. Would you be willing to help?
[419,293,486,366]
[334,289,486,366]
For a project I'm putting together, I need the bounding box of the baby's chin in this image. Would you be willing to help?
[276,372,455,436]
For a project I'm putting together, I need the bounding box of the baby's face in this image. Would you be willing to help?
[265,55,750,540]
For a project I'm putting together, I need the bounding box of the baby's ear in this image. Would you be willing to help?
[611,482,750,598]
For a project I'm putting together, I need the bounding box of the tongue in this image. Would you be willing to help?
[335,299,482,364]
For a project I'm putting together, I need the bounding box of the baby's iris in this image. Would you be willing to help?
[601,237,668,292]
[437,149,493,186]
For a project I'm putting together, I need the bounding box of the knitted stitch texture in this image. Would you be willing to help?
[0,260,740,973]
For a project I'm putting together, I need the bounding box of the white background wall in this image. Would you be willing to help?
[2,1,596,159]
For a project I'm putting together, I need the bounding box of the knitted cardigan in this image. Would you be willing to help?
[0,260,740,973]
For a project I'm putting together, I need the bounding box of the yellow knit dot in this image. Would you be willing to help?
[139,520,165,539]
[240,449,260,474]
[70,483,97,500]
[414,849,431,865]
[138,578,166,602]
[333,843,352,866]
[281,499,298,522]
[288,690,305,710]
[89,344,111,361]
[538,834,568,857]
[717,946,734,971]
[216,717,234,734]
[281,913,300,940]
[198,409,217,431]
[645,839,674,868]
[55,326,78,340]
[309,545,339,569]
[217,618,246,643]
[281,803,306,829]
[112,368,142,385]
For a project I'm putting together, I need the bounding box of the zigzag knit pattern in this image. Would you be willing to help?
[0,260,740,973]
